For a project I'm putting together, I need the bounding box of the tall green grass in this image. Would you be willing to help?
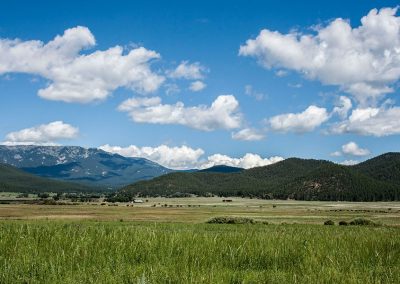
[0,221,399,283]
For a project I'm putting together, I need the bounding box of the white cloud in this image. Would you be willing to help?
[330,105,400,136]
[340,159,359,166]
[239,7,400,105]
[268,105,329,133]
[332,96,352,119]
[2,121,79,145]
[189,80,206,92]
[118,95,243,131]
[99,144,204,170]
[100,144,283,170]
[232,128,265,141]
[330,151,342,157]
[201,153,284,169]
[275,70,288,77]
[341,141,370,156]
[165,83,181,95]
[288,83,302,88]
[244,85,265,101]
[0,26,164,103]
[167,61,207,80]
[118,96,162,111]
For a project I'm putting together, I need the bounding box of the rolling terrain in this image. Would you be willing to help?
[114,153,400,201]
[0,163,93,193]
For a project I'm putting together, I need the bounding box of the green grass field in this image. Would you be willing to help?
[0,198,399,283]
[0,221,399,283]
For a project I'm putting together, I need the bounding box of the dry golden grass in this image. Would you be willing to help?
[1,197,399,225]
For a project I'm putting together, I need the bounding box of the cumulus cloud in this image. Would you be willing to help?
[201,153,284,169]
[99,144,204,170]
[342,141,370,156]
[118,95,243,131]
[331,141,370,157]
[2,121,79,145]
[100,144,284,170]
[268,105,329,133]
[167,61,207,80]
[231,128,265,141]
[332,96,352,119]
[0,26,164,103]
[340,159,360,166]
[330,105,400,136]
[189,80,206,92]
[239,7,400,105]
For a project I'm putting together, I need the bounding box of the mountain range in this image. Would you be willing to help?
[0,145,172,189]
[113,153,400,202]
[1,145,399,202]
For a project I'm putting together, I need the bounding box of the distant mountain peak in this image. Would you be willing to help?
[0,145,173,188]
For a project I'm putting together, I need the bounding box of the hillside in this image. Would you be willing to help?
[112,153,400,201]
[0,146,173,188]
[353,152,400,185]
[198,165,244,173]
[0,163,94,193]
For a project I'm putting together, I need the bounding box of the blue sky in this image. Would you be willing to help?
[1,0,399,169]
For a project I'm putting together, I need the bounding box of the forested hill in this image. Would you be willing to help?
[353,152,400,185]
[112,153,400,202]
[0,163,94,193]
[198,165,244,173]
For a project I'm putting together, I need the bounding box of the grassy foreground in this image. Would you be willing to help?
[0,221,399,283]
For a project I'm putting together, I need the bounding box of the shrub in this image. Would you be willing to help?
[206,216,255,224]
[339,221,348,226]
[38,193,49,199]
[349,218,376,226]
[324,220,335,225]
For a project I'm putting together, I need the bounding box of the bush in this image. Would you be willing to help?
[339,220,348,226]
[349,218,377,226]
[206,216,255,224]
[38,193,49,199]
[324,220,335,225]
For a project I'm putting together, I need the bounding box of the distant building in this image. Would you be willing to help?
[222,199,233,202]
[132,199,144,203]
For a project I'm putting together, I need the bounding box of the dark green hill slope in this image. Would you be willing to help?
[112,153,400,202]
[199,165,244,173]
[0,163,94,193]
[353,152,400,185]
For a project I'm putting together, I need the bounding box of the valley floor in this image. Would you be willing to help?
[0,197,399,225]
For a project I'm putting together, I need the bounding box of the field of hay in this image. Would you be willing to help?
[0,197,399,225]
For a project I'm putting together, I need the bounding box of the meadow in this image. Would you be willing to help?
[1,196,400,224]
[0,197,399,283]
[0,221,399,283]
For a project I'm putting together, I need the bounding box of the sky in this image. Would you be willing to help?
[1,0,400,169]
